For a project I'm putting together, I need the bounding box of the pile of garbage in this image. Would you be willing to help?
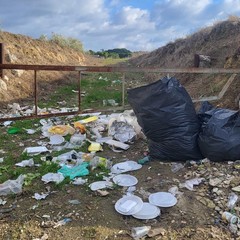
[0,110,145,196]
[128,76,240,162]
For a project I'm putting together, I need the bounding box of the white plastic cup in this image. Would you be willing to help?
[131,226,151,239]
[222,211,239,224]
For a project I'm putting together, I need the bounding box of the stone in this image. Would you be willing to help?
[232,186,240,192]
[0,79,7,91]
[3,75,9,82]
[11,69,24,77]
[209,178,222,187]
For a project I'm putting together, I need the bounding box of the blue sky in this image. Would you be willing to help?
[0,0,240,51]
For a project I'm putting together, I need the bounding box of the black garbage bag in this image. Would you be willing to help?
[128,77,202,161]
[198,101,240,161]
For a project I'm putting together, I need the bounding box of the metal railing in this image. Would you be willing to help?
[0,63,239,121]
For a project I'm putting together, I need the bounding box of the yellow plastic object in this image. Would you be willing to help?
[88,142,103,152]
[81,116,98,124]
[73,122,86,134]
[48,125,75,136]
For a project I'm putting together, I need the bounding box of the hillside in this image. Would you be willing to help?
[0,31,89,104]
[128,17,240,109]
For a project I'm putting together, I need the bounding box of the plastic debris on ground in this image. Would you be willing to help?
[58,162,89,179]
[227,192,238,210]
[72,177,87,185]
[105,139,130,151]
[68,199,81,205]
[24,128,36,134]
[33,193,49,200]
[23,146,49,155]
[89,181,113,191]
[179,178,205,191]
[41,173,64,184]
[0,157,4,163]
[53,218,72,228]
[108,120,136,143]
[89,156,111,170]
[171,162,185,173]
[48,125,75,136]
[0,198,7,205]
[131,226,151,240]
[49,135,65,145]
[15,159,35,167]
[111,160,142,174]
[88,142,103,152]
[0,174,25,196]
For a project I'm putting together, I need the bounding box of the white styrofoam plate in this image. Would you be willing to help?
[149,192,177,207]
[89,181,113,191]
[115,195,143,215]
[132,202,161,219]
[113,174,138,187]
[111,161,142,174]
[49,135,65,145]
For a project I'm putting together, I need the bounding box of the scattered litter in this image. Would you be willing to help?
[111,160,142,174]
[103,99,118,106]
[171,163,185,173]
[70,133,86,145]
[41,173,64,184]
[48,125,75,136]
[131,226,151,240]
[89,181,113,191]
[105,139,130,151]
[88,142,103,152]
[97,189,109,196]
[168,186,183,198]
[68,199,80,205]
[72,177,87,185]
[7,127,20,134]
[222,211,239,224]
[15,158,34,167]
[0,198,7,205]
[49,135,65,145]
[179,178,204,191]
[79,116,98,124]
[147,227,166,238]
[108,121,136,143]
[138,156,150,165]
[73,122,86,134]
[115,195,143,215]
[0,157,4,163]
[58,162,89,179]
[0,174,25,195]
[132,202,160,220]
[89,156,111,170]
[149,192,177,207]
[25,128,36,134]
[23,146,49,155]
[113,174,138,187]
[33,193,49,200]
[53,218,72,228]
[3,121,13,126]
[227,192,238,209]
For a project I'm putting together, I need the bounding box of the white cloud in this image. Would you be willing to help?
[0,0,240,51]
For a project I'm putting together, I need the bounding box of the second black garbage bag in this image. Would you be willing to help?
[128,77,202,161]
[198,102,240,161]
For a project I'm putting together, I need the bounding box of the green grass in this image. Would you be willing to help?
[38,72,124,110]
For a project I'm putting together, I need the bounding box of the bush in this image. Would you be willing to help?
[39,33,84,52]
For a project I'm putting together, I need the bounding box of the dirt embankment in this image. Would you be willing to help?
[0,31,88,104]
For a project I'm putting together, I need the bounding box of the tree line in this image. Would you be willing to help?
[88,48,132,58]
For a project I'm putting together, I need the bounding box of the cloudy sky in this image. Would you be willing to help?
[0,0,240,51]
